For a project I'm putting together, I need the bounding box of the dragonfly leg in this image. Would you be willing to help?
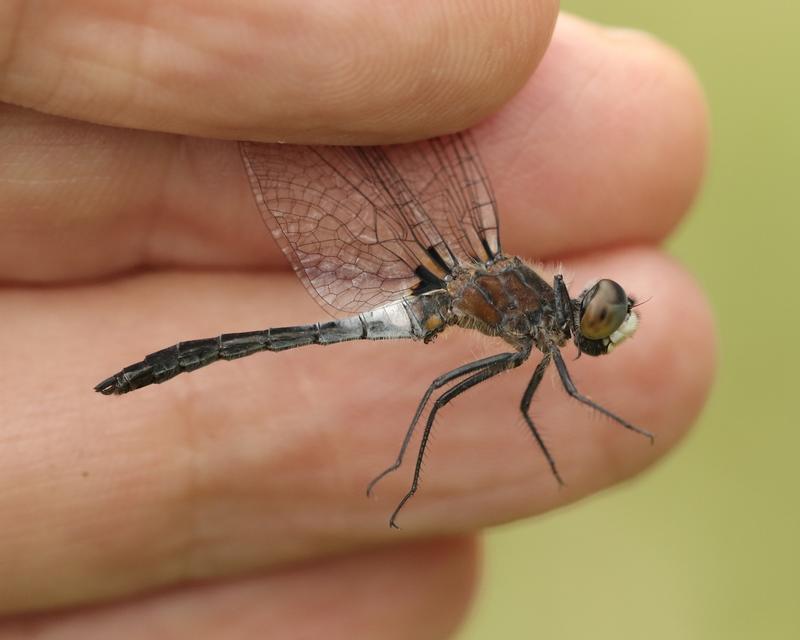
[549,346,654,443]
[553,274,582,354]
[519,354,565,485]
[388,349,529,529]
[367,352,515,497]
[552,275,573,333]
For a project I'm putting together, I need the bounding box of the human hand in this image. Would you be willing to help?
[0,2,713,637]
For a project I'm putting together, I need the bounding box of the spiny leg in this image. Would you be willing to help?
[388,350,528,529]
[519,354,565,485]
[366,352,514,497]
[549,346,654,443]
[553,275,576,335]
[553,275,582,357]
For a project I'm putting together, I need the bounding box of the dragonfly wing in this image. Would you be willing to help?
[240,132,500,315]
[381,132,501,263]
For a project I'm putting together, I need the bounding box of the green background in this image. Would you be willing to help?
[460,2,798,639]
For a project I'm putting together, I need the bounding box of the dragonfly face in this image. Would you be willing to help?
[96,132,652,528]
[575,278,639,356]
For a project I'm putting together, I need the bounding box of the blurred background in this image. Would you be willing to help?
[460,2,798,638]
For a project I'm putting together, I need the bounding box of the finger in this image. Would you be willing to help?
[0,0,556,142]
[0,538,476,637]
[0,14,707,283]
[0,246,714,610]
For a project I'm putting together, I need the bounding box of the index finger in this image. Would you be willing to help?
[0,0,558,143]
[0,15,707,283]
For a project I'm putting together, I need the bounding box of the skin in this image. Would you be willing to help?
[0,1,714,637]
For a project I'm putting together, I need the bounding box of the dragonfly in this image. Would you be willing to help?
[95,132,653,528]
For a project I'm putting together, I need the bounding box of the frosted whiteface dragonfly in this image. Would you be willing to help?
[96,132,652,527]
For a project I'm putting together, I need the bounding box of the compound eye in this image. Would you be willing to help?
[579,279,629,340]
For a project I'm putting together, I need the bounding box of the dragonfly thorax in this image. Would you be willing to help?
[448,257,564,348]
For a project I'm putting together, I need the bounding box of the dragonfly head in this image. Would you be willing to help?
[575,279,638,356]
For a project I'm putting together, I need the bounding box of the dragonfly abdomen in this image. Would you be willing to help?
[94,296,447,395]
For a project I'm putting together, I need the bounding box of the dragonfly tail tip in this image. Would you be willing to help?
[94,376,120,395]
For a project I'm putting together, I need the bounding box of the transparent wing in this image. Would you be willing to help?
[239,132,501,315]
[381,133,501,264]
